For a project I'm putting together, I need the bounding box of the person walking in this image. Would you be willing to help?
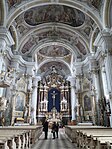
[55,122,59,138]
[43,119,48,139]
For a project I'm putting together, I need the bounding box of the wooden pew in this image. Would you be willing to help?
[77,129,112,149]
[65,126,104,143]
[65,126,112,149]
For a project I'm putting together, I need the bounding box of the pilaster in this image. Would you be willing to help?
[67,76,77,123]
[31,76,41,125]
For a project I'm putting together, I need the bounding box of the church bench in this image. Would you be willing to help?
[93,138,112,149]
[83,136,112,149]
[65,126,104,143]
[65,126,112,149]
[77,130,112,149]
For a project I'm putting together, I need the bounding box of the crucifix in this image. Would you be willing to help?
[51,91,57,107]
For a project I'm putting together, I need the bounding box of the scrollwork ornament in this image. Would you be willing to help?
[108,48,112,56]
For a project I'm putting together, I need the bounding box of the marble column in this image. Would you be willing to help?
[91,69,101,125]
[31,76,41,125]
[91,70,101,102]
[67,76,76,122]
[94,31,112,126]
[101,66,109,97]
[105,54,112,126]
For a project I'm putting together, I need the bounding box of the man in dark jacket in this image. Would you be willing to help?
[43,119,49,139]
[55,122,59,138]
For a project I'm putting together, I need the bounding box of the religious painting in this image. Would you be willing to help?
[38,61,71,77]
[39,45,70,57]
[7,0,22,8]
[84,95,91,111]
[15,93,25,111]
[24,5,85,27]
[91,0,101,9]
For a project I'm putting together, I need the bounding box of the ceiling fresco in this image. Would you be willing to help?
[20,30,87,57]
[7,0,102,10]
[39,46,70,57]
[37,53,72,65]
[6,0,99,66]
[90,0,101,9]
[24,5,85,27]
[38,61,70,77]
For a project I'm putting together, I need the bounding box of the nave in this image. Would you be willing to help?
[32,128,77,149]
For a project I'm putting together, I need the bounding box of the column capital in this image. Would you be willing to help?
[32,76,41,87]
[94,31,112,53]
[67,76,76,87]
[0,27,14,51]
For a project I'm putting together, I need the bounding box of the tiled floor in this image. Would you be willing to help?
[32,128,78,149]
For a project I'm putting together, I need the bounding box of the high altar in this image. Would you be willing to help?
[37,66,71,125]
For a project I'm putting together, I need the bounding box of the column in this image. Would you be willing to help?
[105,55,112,126]
[94,31,112,126]
[67,76,76,123]
[101,66,109,97]
[91,69,101,125]
[31,76,41,125]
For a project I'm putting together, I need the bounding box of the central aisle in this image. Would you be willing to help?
[32,128,77,149]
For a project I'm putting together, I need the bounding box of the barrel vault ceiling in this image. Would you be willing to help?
[1,0,110,79]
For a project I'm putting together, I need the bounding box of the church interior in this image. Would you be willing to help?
[0,0,112,148]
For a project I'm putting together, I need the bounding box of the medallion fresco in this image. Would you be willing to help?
[38,62,70,76]
[24,5,85,27]
[39,46,70,57]
[21,30,87,56]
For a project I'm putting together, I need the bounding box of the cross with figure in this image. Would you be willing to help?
[51,91,57,107]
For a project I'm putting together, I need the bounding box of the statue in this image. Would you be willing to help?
[51,91,57,107]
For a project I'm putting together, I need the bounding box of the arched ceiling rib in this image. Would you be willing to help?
[6,1,103,29]
[3,0,106,79]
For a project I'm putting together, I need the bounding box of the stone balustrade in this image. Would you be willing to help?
[0,125,42,149]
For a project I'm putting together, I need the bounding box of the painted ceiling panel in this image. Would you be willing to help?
[24,5,85,28]
[38,61,70,77]
[7,0,102,10]
[39,45,70,58]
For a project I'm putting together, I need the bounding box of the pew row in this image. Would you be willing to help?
[65,126,112,149]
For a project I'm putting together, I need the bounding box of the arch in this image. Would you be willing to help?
[9,25,18,51]
[6,1,103,30]
[103,0,111,29]
[32,41,77,58]
[0,0,6,26]
[89,26,100,53]
[18,24,89,55]
[37,59,72,77]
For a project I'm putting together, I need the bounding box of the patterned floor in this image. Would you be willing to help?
[32,128,78,149]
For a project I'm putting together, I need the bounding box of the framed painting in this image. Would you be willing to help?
[84,95,92,111]
[15,93,25,112]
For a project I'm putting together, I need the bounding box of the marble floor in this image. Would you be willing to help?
[32,128,78,149]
